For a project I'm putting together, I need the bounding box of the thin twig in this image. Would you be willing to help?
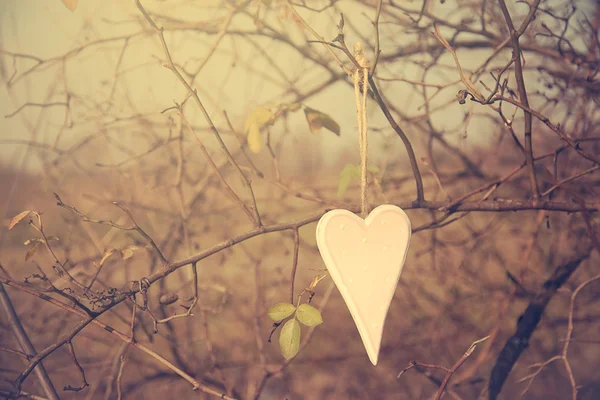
[63,341,89,392]
[55,193,168,265]
[155,262,199,324]
[370,0,383,75]
[289,229,300,304]
[1,277,236,400]
[134,0,262,227]
[497,0,542,199]
[435,336,490,400]
[176,106,256,223]
[284,0,351,75]
[368,76,425,204]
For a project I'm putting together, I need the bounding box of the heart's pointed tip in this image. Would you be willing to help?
[366,348,379,365]
[369,354,378,365]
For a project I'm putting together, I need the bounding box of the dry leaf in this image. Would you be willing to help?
[9,210,31,230]
[61,0,78,12]
[99,249,117,267]
[307,274,328,291]
[120,245,139,260]
[303,107,340,136]
[25,242,39,261]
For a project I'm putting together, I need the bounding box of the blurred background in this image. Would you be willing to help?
[1,0,599,399]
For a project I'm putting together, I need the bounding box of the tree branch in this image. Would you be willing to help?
[488,249,592,399]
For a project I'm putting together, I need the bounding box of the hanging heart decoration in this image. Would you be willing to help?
[316,204,411,365]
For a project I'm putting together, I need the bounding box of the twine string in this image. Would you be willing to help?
[353,43,370,218]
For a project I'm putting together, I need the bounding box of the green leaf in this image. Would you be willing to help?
[304,107,340,136]
[268,302,297,321]
[295,303,323,326]
[368,165,380,174]
[337,164,361,197]
[279,318,301,360]
[337,164,380,197]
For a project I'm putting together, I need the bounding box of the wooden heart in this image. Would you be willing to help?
[316,205,411,365]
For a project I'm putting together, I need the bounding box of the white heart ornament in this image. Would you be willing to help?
[316,204,411,365]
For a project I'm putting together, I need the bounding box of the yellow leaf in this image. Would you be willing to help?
[121,249,133,260]
[245,107,274,132]
[303,107,340,136]
[247,122,262,153]
[244,107,275,153]
[9,210,31,230]
[61,0,78,11]
[120,245,138,260]
[99,249,117,267]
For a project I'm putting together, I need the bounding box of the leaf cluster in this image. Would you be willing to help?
[267,302,323,359]
[244,104,339,153]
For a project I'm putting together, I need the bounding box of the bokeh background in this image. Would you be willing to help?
[1,0,599,399]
